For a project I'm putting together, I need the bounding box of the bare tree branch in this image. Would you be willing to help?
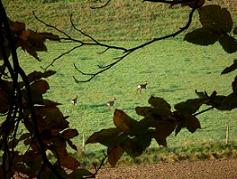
[144,0,197,5]
[34,1,198,82]
[73,7,196,82]
[193,106,215,116]
[83,155,107,178]
[90,0,112,9]
[0,3,64,178]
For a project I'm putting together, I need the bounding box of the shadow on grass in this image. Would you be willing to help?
[80,103,108,113]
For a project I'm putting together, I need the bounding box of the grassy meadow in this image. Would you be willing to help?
[3,0,237,165]
[18,40,237,152]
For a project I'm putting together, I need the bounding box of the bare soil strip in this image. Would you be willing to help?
[97,159,237,179]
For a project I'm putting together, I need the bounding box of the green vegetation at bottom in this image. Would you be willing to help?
[74,142,237,168]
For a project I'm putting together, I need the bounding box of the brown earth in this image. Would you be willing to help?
[97,159,237,179]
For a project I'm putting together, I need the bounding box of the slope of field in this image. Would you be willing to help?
[3,0,237,41]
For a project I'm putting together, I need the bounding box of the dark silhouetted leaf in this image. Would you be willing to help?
[185,115,201,133]
[113,109,138,132]
[199,5,233,32]
[148,96,172,118]
[174,112,201,134]
[175,99,203,115]
[195,90,209,99]
[0,89,10,113]
[123,134,152,157]
[219,33,237,53]
[153,120,177,147]
[38,32,60,41]
[184,28,219,45]
[219,93,237,110]
[27,70,56,82]
[182,0,205,8]
[108,146,124,167]
[35,106,69,131]
[61,129,78,140]
[221,59,237,74]
[206,92,226,107]
[135,106,152,117]
[43,99,62,107]
[56,148,80,170]
[69,169,93,179]
[86,128,123,147]
[67,139,78,151]
[232,76,237,93]
[9,20,25,33]
[30,80,49,94]
[234,27,237,35]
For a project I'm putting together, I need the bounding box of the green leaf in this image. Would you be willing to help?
[184,28,219,45]
[175,99,203,115]
[113,109,138,132]
[107,146,124,167]
[148,96,172,119]
[219,33,237,53]
[199,5,233,32]
[86,128,124,147]
[221,59,237,74]
[69,169,93,179]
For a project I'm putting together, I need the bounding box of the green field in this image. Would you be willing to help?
[18,39,237,153]
[2,0,237,165]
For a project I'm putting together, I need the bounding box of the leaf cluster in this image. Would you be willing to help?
[185,5,237,53]
[0,17,94,178]
[87,77,237,166]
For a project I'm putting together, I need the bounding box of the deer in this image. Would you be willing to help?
[137,81,148,93]
[106,97,116,109]
[71,95,78,106]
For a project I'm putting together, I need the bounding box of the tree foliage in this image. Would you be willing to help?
[0,0,237,178]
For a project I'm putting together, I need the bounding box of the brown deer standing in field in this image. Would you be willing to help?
[106,97,116,109]
[71,95,78,106]
[137,81,148,93]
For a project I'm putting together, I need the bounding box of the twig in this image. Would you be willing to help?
[144,0,197,5]
[193,106,214,116]
[42,44,83,71]
[90,0,111,9]
[83,155,107,178]
[73,7,196,82]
